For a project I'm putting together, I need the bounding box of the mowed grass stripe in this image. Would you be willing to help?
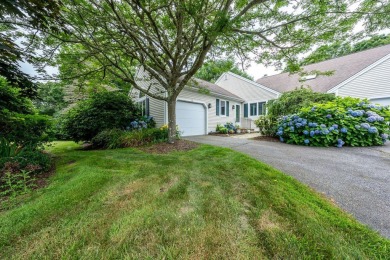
[0,141,388,259]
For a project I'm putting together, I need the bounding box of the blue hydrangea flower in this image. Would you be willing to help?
[308,122,313,127]
[326,114,332,118]
[278,127,283,131]
[329,127,334,131]
[340,127,347,133]
[360,123,370,129]
[296,123,302,128]
[311,106,316,111]
[312,123,318,127]
[290,126,295,132]
[368,127,378,133]
[314,130,320,135]
[304,139,310,144]
[322,130,330,135]
[276,130,283,136]
[332,124,338,129]
[320,124,326,128]
[303,130,309,135]
[310,131,315,137]
[381,133,389,139]
[130,121,138,128]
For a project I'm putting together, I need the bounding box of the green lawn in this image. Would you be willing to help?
[0,141,389,259]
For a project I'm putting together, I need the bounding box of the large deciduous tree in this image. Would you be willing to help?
[23,0,389,142]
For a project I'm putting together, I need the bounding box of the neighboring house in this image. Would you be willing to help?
[131,67,244,136]
[255,44,390,106]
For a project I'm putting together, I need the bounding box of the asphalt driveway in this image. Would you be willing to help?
[186,135,390,238]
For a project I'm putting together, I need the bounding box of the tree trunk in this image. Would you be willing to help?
[167,98,177,143]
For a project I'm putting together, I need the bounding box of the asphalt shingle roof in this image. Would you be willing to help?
[188,78,243,100]
[256,44,390,93]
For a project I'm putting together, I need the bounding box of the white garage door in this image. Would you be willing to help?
[371,97,390,106]
[176,101,206,136]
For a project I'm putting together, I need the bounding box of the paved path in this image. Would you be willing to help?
[186,135,390,238]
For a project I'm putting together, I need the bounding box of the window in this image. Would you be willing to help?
[250,103,257,116]
[258,102,266,115]
[220,100,226,116]
[137,97,149,116]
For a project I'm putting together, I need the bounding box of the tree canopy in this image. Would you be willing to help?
[0,0,64,97]
[301,34,390,66]
[7,0,389,142]
[195,59,253,83]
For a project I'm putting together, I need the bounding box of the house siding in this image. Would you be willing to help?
[216,73,279,101]
[335,57,390,100]
[133,68,242,133]
[133,67,166,127]
[178,88,241,133]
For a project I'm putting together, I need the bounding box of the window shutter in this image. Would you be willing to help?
[146,98,150,116]
[226,101,229,116]
[244,103,248,118]
[216,99,220,116]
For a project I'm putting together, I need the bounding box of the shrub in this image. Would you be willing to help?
[0,148,51,176]
[62,91,141,142]
[0,77,52,147]
[255,115,278,137]
[91,128,169,149]
[276,97,390,147]
[216,123,235,134]
[267,88,336,119]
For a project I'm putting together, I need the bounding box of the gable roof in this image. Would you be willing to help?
[186,78,244,101]
[216,72,281,96]
[256,44,390,93]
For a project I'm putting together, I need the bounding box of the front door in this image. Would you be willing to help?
[235,105,240,123]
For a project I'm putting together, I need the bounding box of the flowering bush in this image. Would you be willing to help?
[276,97,390,147]
[128,116,156,131]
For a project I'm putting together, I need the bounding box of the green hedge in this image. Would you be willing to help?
[276,97,390,147]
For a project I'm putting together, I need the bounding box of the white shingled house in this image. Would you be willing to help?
[131,67,278,136]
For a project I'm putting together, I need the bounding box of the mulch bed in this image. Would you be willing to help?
[250,136,280,142]
[140,140,199,154]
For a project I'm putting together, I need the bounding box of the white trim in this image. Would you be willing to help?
[216,71,281,96]
[176,98,208,135]
[327,53,390,93]
[370,95,390,100]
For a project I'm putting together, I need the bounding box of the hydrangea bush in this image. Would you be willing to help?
[276,97,390,147]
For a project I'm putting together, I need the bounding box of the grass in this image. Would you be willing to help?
[0,141,389,259]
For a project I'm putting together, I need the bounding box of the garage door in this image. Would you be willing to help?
[176,101,206,136]
[371,97,390,106]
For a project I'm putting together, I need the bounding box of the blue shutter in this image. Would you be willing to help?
[244,103,248,118]
[216,99,220,116]
[226,101,229,116]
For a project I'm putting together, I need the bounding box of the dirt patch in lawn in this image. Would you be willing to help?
[141,140,199,154]
[250,136,280,142]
